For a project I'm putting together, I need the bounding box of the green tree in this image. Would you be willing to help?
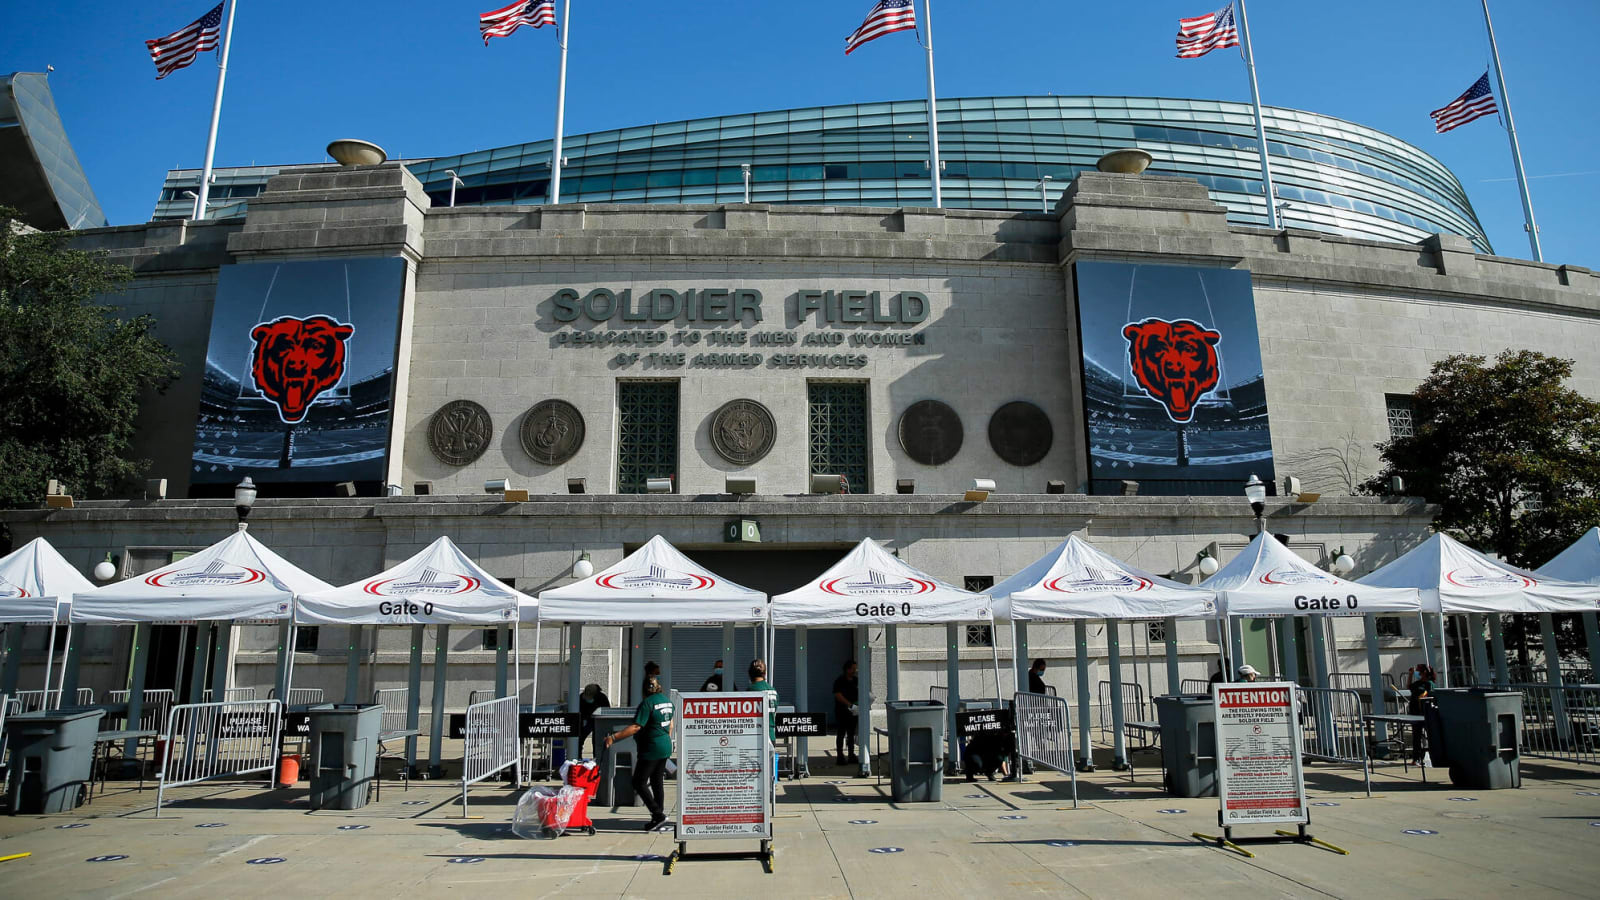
[0,208,180,509]
[1363,350,1600,663]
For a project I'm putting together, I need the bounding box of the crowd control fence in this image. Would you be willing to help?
[155,699,282,816]
[1014,690,1079,808]
[461,695,520,817]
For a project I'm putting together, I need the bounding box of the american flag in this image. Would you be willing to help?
[145,3,224,80]
[1176,4,1240,59]
[845,0,917,56]
[480,0,557,44]
[1431,73,1499,134]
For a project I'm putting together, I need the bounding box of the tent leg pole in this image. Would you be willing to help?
[627,623,642,705]
[344,624,364,704]
[1468,614,1490,686]
[1014,621,1030,697]
[1279,618,1300,685]
[1439,613,1451,688]
[1228,616,1245,677]
[567,623,583,714]
[531,619,542,708]
[1164,617,1180,694]
[428,625,449,779]
[1074,619,1093,771]
[59,623,82,702]
[945,622,960,775]
[795,624,808,778]
[658,624,671,697]
[1417,613,1432,672]
[1540,613,1571,742]
[1363,614,1387,741]
[1489,615,1510,686]
[495,625,509,699]
[189,622,213,702]
[1107,619,1128,771]
[42,621,56,698]
[0,625,24,696]
[1309,616,1330,690]
[885,624,899,703]
[212,621,234,698]
[857,624,871,778]
[273,621,292,702]
[123,624,150,769]
[1584,612,1600,681]
[722,623,736,687]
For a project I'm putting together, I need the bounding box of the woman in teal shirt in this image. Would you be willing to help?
[605,676,675,831]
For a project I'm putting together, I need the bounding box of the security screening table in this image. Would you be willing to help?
[1362,713,1430,784]
[87,729,158,802]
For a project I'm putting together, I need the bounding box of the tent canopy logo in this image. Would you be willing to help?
[250,315,355,424]
[0,576,27,598]
[821,570,935,596]
[1259,566,1336,586]
[1044,567,1152,593]
[1122,318,1221,424]
[147,559,266,588]
[597,564,714,591]
[363,568,481,596]
[1445,568,1535,589]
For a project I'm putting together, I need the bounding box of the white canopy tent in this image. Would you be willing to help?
[1363,531,1600,687]
[0,538,94,703]
[299,535,530,775]
[533,535,767,726]
[70,527,331,748]
[1206,531,1421,723]
[1538,527,1600,678]
[987,535,1220,771]
[773,537,993,777]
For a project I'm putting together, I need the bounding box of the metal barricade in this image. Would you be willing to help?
[11,688,95,712]
[201,687,257,702]
[1179,679,1213,696]
[155,699,283,816]
[1299,687,1371,795]
[110,689,175,732]
[268,687,324,706]
[461,696,520,817]
[1504,683,1600,766]
[1014,691,1078,808]
[373,688,413,737]
[1096,680,1157,749]
[929,684,948,705]
[0,694,11,763]
[1331,672,1402,716]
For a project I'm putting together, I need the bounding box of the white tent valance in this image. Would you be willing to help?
[988,535,1218,621]
[1362,531,1600,614]
[297,536,526,625]
[1536,526,1600,586]
[0,538,91,624]
[535,535,766,624]
[1209,532,1421,617]
[72,528,330,623]
[772,537,989,626]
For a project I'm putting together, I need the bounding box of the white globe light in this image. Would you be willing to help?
[572,557,594,579]
[1333,553,1356,576]
[93,560,117,581]
[1198,555,1220,577]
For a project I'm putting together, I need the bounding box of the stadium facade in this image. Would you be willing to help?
[5,109,1596,734]
[153,95,1491,252]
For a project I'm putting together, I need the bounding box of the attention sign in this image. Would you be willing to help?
[674,691,773,841]
[1214,683,1308,827]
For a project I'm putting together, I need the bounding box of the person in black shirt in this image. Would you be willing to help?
[1027,658,1049,695]
[700,659,725,692]
[576,683,611,758]
[832,660,860,765]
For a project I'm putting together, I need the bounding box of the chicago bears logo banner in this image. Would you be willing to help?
[1073,261,1274,493]
[191,258,405,486]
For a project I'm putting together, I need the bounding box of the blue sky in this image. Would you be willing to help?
[5,1,1597,265]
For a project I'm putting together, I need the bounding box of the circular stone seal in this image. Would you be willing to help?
[898,400,963,466]
[428,400,493,467]
[988,401,1053,467]
[520,399,586,466]
[710,399,777,465]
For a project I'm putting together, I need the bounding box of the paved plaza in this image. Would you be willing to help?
[1,755,1597,898]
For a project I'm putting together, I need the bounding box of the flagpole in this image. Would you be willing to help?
[921,0,942,208]
[549,0,572,204]
[193,0,238,221]
[1233,0,1279,230]
[1481,0,1541,261]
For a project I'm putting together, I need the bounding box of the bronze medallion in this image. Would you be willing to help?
[988,401,1053,466]
[520,399,586,466]
[898,399,963,466]
[428,400,493,467]
[710,399,777,465]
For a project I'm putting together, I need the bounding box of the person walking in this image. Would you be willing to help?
[833,660,860,766]
[605,676,675,831]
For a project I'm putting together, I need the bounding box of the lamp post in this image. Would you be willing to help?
[741,164,752,204]
[1244,474,1266,534]
[233,476,257,529]
[1036,175,1053,213]
[572,551,593,580]
[443,169,463,208]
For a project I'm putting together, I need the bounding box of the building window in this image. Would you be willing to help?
[618,380,679,493]
[808,382,870,493]
[965,624,994,648]
[295,626,320,653]
[1146,620,1167,642]
[1385,394,1414,439]
[1375,617,1403,638]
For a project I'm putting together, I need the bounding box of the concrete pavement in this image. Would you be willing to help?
[1,758,1597,898]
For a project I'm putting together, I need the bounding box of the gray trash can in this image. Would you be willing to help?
[592,707,639,808]
[1434,689,1522,790]
[4,708,105,814]
[885,700,946,802]
[1154,695,1216,798]
[307,704,382,811]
